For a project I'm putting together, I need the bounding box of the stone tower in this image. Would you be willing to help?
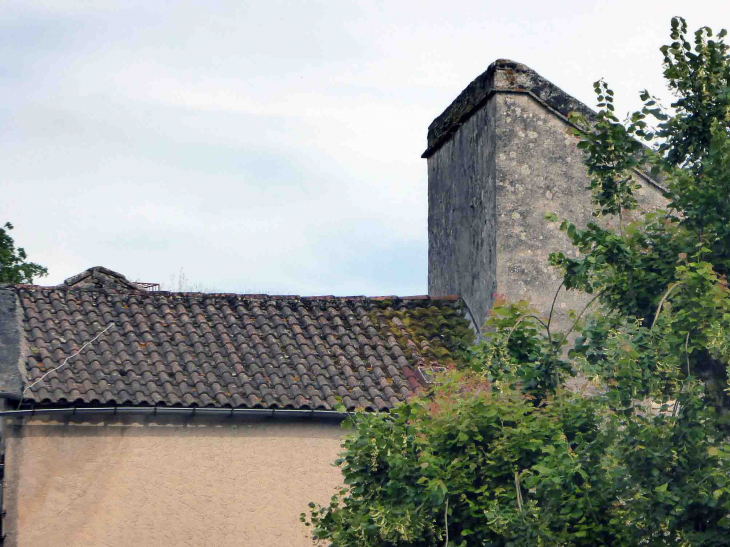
[424,60,666,331]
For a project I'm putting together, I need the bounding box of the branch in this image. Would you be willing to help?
[651,283,683,331]
[505,315,551,347]
[672,331,692,419]
[443,499,449,547]
[514,471,523,512]
[558,290,606,347]
[547,282,564,335]
[618,205,625,239]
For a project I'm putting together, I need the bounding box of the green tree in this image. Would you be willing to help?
[303,17,730,546]
[0,222,48,284]
[553,16,730,424]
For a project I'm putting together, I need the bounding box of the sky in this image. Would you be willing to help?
[2,1,728,295]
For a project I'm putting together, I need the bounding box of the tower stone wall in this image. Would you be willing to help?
[425,60,666,332]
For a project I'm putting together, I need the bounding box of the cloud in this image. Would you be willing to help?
[2,0,726,294]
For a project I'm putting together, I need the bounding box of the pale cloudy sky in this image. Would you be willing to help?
[2,1,727,295]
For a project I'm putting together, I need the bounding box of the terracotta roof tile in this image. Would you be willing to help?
[13,281,473,412]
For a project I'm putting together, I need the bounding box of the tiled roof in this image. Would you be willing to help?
[13,273,474,412]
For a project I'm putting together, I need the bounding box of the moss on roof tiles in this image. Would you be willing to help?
[370,299,474,369]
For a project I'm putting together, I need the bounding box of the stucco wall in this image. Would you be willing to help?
[494,93,666,331]
[427,96,498,329]
[2,415,344,547]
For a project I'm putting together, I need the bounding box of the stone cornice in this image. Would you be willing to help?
[423,59,595,159]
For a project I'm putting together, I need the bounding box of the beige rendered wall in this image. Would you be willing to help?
[2,415,344,547]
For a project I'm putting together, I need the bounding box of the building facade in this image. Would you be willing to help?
[0,60,667,546]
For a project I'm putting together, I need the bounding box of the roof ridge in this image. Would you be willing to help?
[12,285,463,303]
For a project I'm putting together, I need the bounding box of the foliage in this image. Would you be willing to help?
[551,16,730,423]
[304,373,616,547]
[303,17,730,546]
[303,370,730,547]
[0,222,48,284]
[467,297,573,403]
